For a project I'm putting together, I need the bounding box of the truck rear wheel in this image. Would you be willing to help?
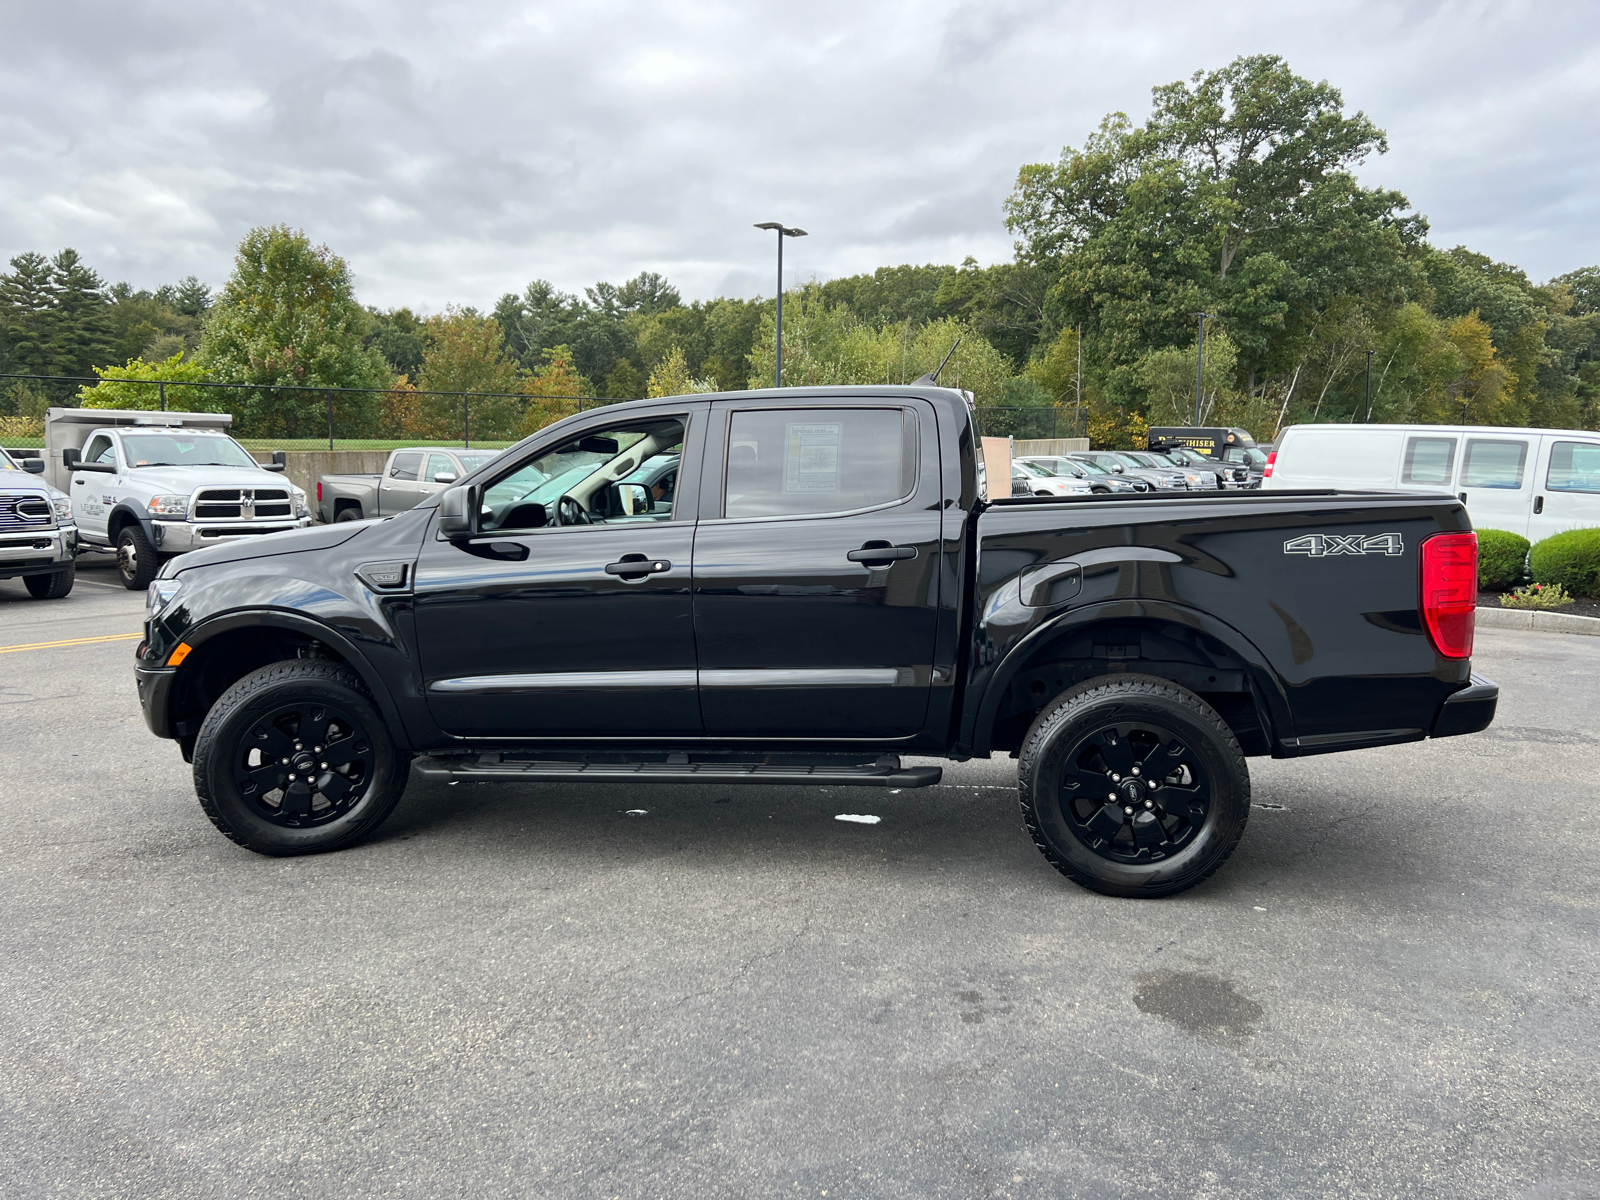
[335,507,363,522]
[116,525,159,590]
[192,660,410,856]
[24,565,75,599]
[1017,674,1250,898]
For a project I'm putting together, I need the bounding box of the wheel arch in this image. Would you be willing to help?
[166,609,408,759]
[968,600,1293,758]
[107,504,157,546]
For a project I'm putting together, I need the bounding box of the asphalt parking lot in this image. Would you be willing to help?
[2,557,1597,1200]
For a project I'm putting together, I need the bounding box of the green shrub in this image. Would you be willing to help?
[1501,582,1573,610]
[1529,527,1600,596]
[1476,528,1530,589]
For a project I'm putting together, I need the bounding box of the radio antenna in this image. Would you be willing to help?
[914,337,962,385]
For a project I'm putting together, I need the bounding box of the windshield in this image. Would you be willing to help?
[0,448,20,470]
[1016,461,1054,477]
[1241,447,1268,465]
[1112,453,1154,469]
[1166,447,1208,466]
[120,433,258,468]
[1073,458,1112,476]
[456,453,499,474]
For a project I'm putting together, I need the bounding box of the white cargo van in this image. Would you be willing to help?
[1264,424,1600,541]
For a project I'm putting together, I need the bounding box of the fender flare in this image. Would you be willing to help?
[964,598,1295,756]
[177,607,410,745]
[106,503,158,548]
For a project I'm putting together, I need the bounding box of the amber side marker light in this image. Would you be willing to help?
[167,643,193,667]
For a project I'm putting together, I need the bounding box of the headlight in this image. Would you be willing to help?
[51,496,72,523]
[147,579,183,617]
[292,487,309,518]
[147,495,188,517]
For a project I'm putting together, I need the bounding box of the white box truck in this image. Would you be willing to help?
[44,408,311,589]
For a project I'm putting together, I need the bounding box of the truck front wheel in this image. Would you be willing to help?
[24,565,75,599]
[192,660,410,856]
[116,525,159,590]
[1017,674,1250,898]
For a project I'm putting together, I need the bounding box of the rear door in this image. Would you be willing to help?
[690,397,944,739]
[1455,435,1533,537]
[1530,435,1600,542]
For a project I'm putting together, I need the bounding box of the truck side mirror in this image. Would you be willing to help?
[437,484,476,537]
[433,471,457,484]
[23,458,44,474]
[271,450,287,466]
[62,448,80,469]
[606,482,651,516]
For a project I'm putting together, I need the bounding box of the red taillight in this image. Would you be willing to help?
[1420,532,1477,658]
[316,481,322,502]
[1263,451,1277,478]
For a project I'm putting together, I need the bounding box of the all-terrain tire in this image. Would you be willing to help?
[116,525,159,590]
[1018,673,1250,898]
[24,565,75,599]
[192,660,410,856]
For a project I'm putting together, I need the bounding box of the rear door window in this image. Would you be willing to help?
[723,408,916,519]
[1460,439,1528,489]
[1401,436,1458,485]
[1546,441,1600,493]
[389,452,422,481]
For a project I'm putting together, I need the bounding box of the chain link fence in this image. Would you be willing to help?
[0,372,1087,452]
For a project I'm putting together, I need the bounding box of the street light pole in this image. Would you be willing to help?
[755,222,807,387]
[1364,350,1375,422]
[1191,312,1212,426]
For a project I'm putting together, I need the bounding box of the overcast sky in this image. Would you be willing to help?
[3,0,1597,311]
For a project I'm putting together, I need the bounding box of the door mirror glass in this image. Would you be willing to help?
[437,484,475,536]
[605,482,653,517]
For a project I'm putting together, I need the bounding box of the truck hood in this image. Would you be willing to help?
[0,476,68,503]
[169,521,366,575]
[129,464,301,494]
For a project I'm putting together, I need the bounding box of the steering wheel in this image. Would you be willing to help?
[556,495,591,526]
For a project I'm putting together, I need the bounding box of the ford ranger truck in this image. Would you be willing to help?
[134,385,1498,898]
[60,421,312,589]
[0,447,77,598]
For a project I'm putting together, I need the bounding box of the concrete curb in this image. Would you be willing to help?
[1475,606,1600,636]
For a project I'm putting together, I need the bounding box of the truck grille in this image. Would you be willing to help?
[0,496,53,531]
[192,488,293,520]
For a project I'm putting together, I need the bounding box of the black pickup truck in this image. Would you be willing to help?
[135,386,1497,897]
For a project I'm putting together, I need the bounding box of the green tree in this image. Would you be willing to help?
[77,351,215,411]
[48,249,113,377]
[365,307,427,378]
[0,252,58,377]
[199,226,389,437]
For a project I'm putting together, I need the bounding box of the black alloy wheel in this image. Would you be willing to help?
[233,700,376,827]
[1018,674,1250,898]
[193,660,409,855]
[1057,722,1209,863]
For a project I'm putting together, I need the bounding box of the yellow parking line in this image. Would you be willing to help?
[0,632,143,655]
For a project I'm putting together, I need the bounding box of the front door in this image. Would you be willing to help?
[691,398,944,740]
[70,433,118,542]
[1455,435,1534,537]
[413,407,705,738]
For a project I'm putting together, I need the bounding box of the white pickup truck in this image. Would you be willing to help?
[42,408,312,589]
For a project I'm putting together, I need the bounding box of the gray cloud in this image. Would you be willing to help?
[2,0,1596,311]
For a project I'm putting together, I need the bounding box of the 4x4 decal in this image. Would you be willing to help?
[1284,532,1404,557]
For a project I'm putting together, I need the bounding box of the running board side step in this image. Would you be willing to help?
[411,754,942,788]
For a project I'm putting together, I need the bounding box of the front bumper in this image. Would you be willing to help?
[135,659,177,739]
[1431,672,1499,738]
[0,525,77,578]
[150,516,313,552]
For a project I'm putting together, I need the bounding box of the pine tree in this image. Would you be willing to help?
[49,249,113,377]
[0,252,58,375]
